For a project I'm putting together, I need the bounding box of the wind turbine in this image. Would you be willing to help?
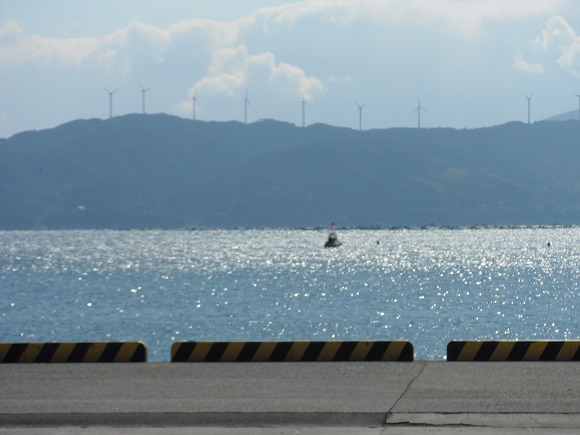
[301,93,310,127]
[355,101,367,131]
[192,90,199,121]
[525,92,533,124]
[139,83,151,114]
[414,97,426,128]
[243,89,251,124]
[105,87,117,119]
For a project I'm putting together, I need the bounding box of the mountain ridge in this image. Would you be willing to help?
[1,114,579,229]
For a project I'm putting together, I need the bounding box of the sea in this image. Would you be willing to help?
[1,227,578,361]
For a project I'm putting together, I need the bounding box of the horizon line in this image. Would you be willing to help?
[2,111,579,139]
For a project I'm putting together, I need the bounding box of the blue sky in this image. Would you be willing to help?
[1,0,579,138]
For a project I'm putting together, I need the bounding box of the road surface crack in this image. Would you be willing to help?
[383,362,426,425]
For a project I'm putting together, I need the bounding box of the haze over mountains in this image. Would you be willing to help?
[546,110,580,122]
[1,114,579,229]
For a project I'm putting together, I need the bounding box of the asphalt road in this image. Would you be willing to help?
[1,362,579,433]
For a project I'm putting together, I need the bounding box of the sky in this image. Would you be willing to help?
[1,0,579,138]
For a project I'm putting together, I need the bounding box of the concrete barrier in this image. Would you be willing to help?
[0,342,147,363]
[447,340,580,361]
[171,340,414,362]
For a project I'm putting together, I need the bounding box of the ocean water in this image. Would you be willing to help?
[1,228,578,361]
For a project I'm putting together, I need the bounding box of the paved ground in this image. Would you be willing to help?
[0,362,579,434]
[1,428,579,434]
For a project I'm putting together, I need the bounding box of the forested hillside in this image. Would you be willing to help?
[1,114,579,229]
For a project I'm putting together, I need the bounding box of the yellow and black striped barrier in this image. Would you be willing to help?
[171,340,413,362]
[447,340,580,361]
[0,342,147,363]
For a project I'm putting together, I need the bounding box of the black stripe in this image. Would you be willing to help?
[2,343,27,363]
[100,342,122,362]
[367,341,389,361]
[333,341,357,361]
[172,342,196,362]
[446,341,462,361]
[399,342,414,361]
[269,342,293,361]
[130,343,146,362]
[205,342,228,362]
[68,343,92,362]
[36,343,59,362]
[540,342,564,361]
[237,342,260,362]
[508,342,529,361]
[573,345,580,361]
[302,342,324,361]
[475,342,497,361]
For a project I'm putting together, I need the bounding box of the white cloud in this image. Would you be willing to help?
[533,16,580,78]
[0,17,234,71]
[0,33,101,68]
[176,44,324,116]
[533,15,575,49]
[559,37,580,77]
[271,61,324,100]
[192,48,247,97]
[0,21,91,67]
[252,0,566,38]
[1,0,565,69]
[0,19,25,40]
[512,53,544,74]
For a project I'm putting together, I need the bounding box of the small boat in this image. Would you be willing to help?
[324,232,342,248]
[324,222,342,248]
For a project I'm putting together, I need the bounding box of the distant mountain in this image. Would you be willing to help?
[545,110,579,121]
[1,114,579,229]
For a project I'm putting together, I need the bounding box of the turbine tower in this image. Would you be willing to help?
[192,90,199,121]
[525,92,533,124]
[301,93,310,128]
[139,83,151,114]
[243,89,251,124]
[105,88,117,119]
[576,94,580,121]
[414,97,426,128]
[355,101,367,131]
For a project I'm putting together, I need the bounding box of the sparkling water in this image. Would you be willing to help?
[1,228,578,361]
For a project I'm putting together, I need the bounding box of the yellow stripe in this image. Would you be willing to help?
[523,342,547,361]
[317,342,341,361]
[190,342,213,362]
[113,343,135,362]
[252,342,276,361]
[490,342,514,361]
[568,342,580,360]
[51,343,74,362]
[457,341,481,361]
[554,343,568,361]
[83,343,107,362]
[351,341,372,361]
[287,342,309,361]
[22,343,44,362]
[383,341,405,361]
[221,342,244,362]
[0,344,12,361]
